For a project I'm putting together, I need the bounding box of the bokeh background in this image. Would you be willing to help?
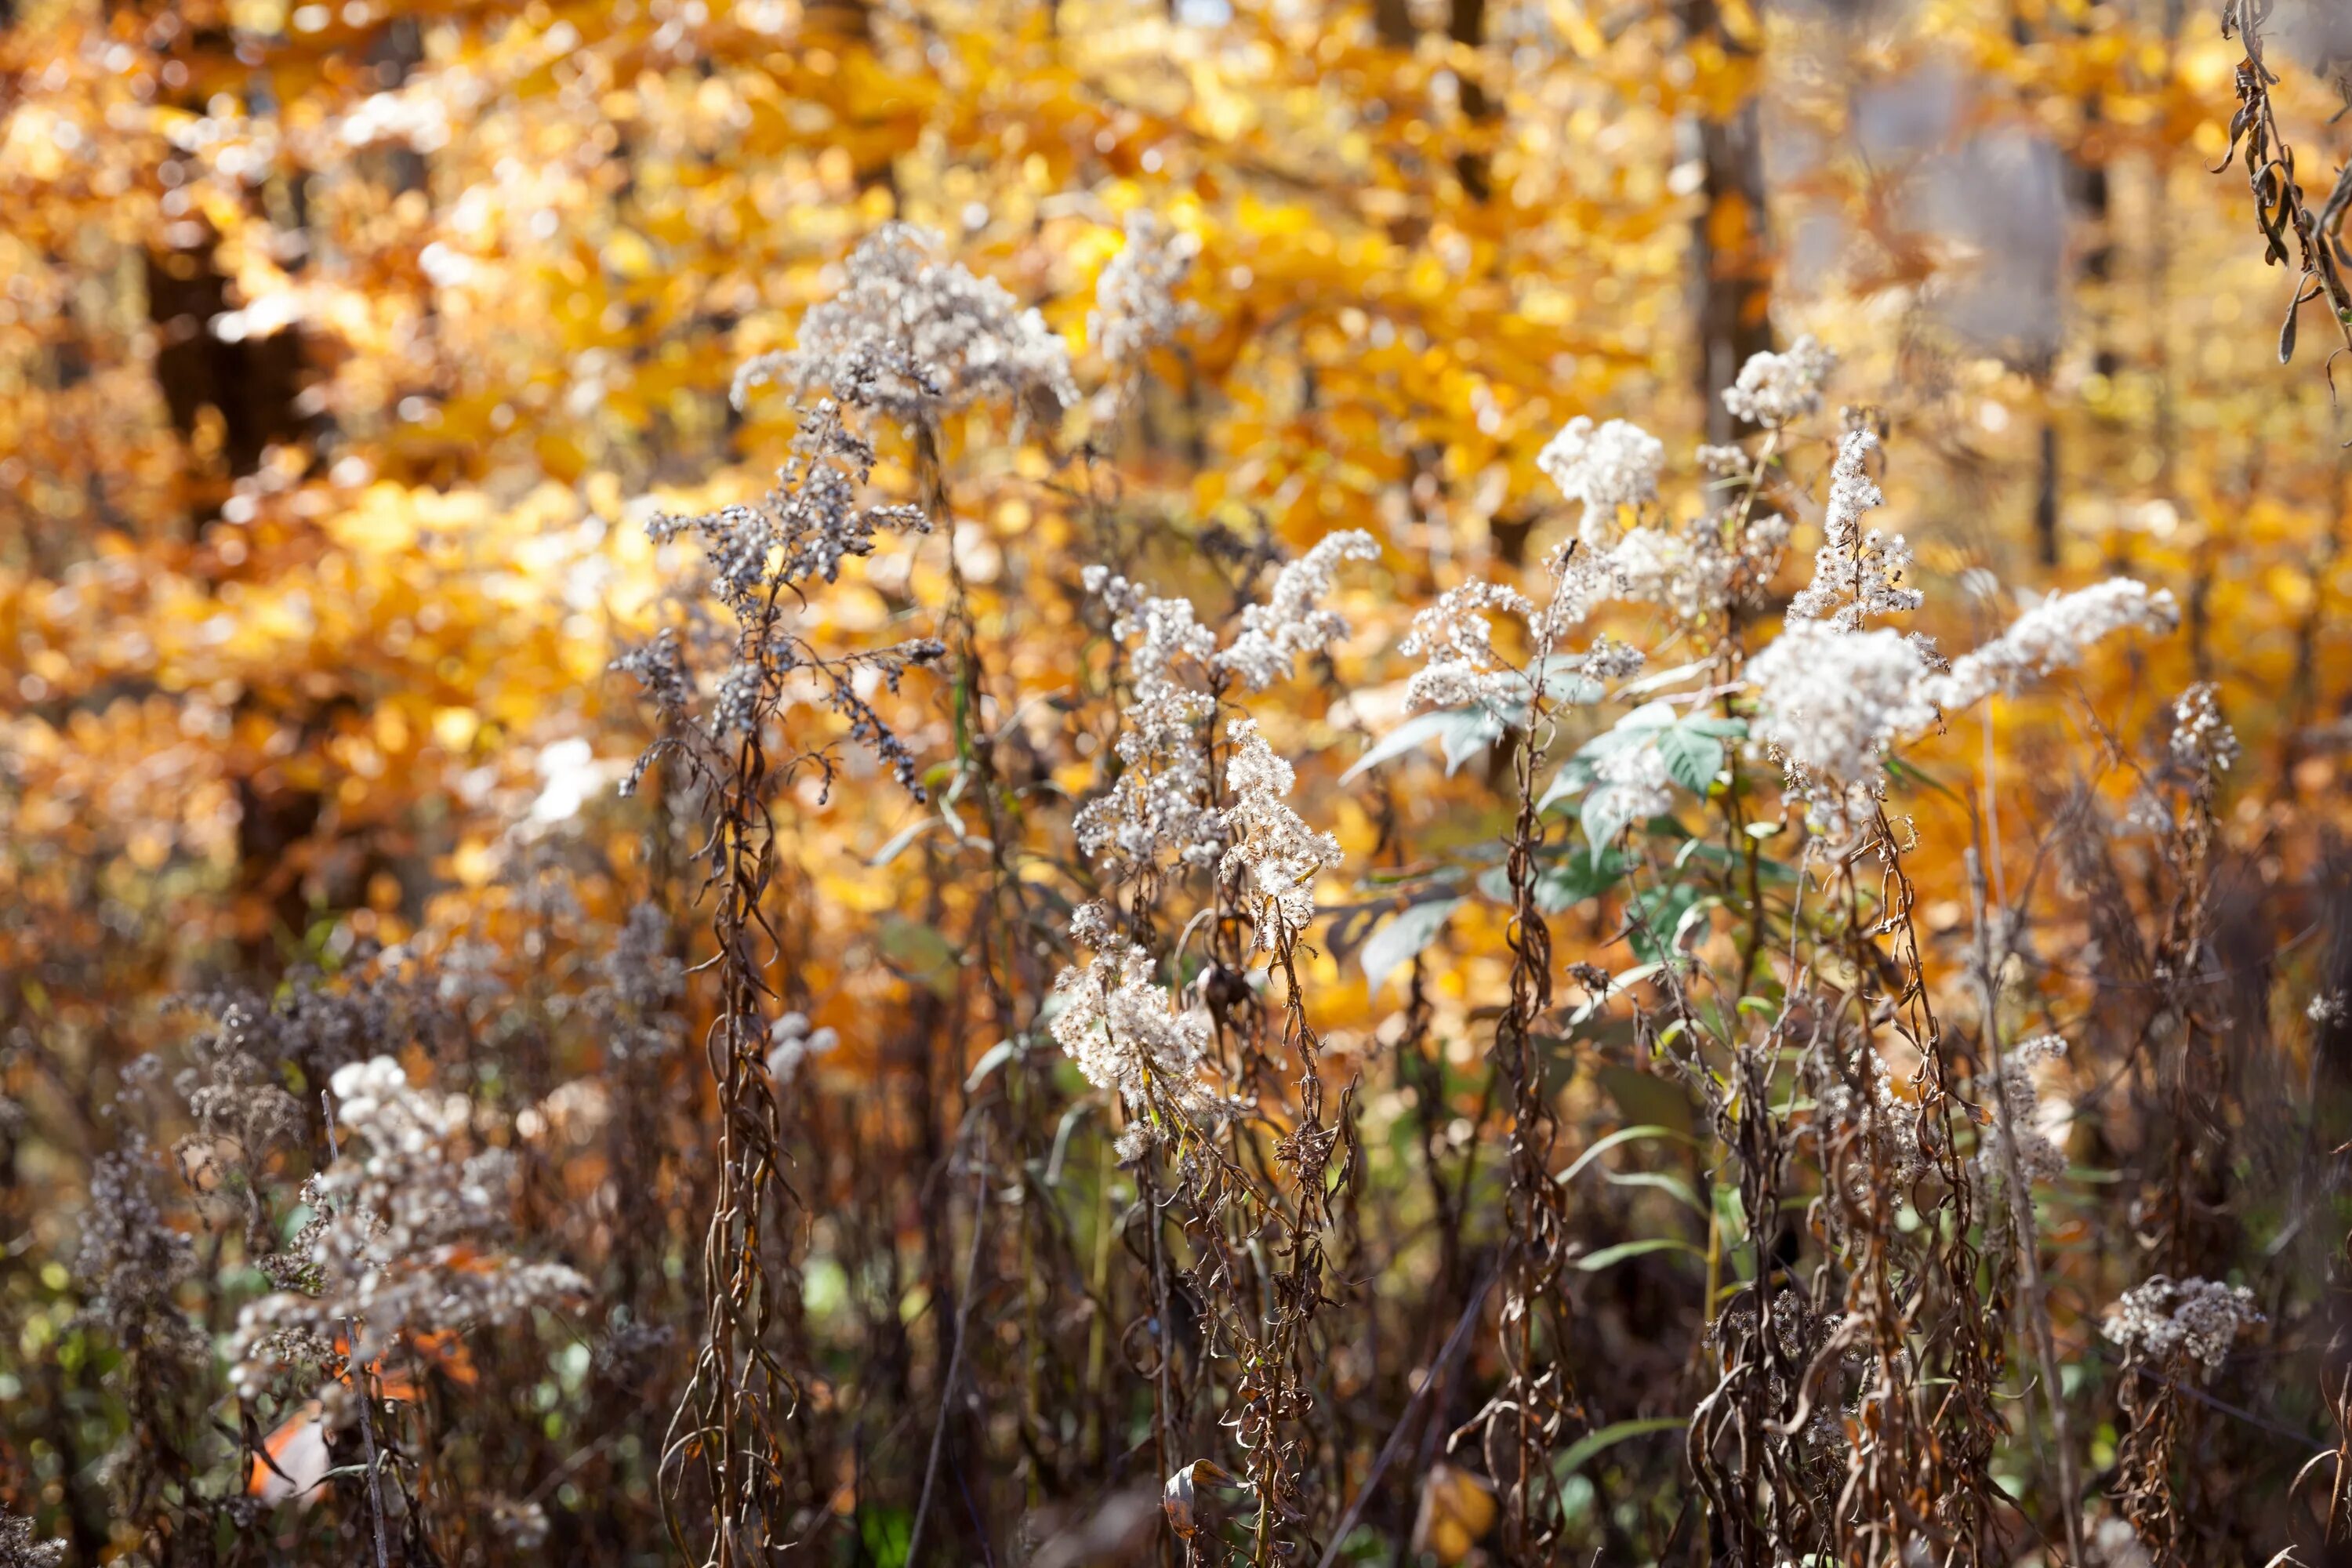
[5,0,2352,1560]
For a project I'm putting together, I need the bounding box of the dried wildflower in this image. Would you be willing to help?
[648,399,929,619]
[1049,941,1221,1130]
[1399,579,1535,712]
[1069,899,1119,949]
[766,1011,840,1086]
[488,1496,552,1549]
[612,630,693,746]
[1979,1034,2069,1187]
[1721,336,1837,428]
[1537,416,1665,539]
[1580,633,1646,681]
[1787,430,1922,630]
[1219,718,1345,950]
[229,1057,586,1401]
[2310,992,2349,1027]
[0,1510,63,1568]
[1744,622,1936,822]
[1610,524,1740,626]
[1214,530,1379,690]
[1815,1051,1936,1194]
[2101,1276,2261,1380]
[1697,442,1752,476]
[1588,741,1673,828]
[2085,1516,2153,1568]
[76,1137,207,1369]
[1090,209,1202,371]
[590,902,686,1058]
[1926,579,2180,711]
[2168,681,2238,774]
[1076,536,1374,882]
[175,998,304,1162]
[736,221,1077,423]
[1076,686,1224,877]
[1082,564,1218,702]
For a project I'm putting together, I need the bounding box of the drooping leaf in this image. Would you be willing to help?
[1554,1418,1686,1479]
[1581,784,1633,865]
[1558,1123,1693,1185]
[1574,1236,1704,1272]
[1538,753,1599,813]
[1362,897,1465,996]
[1340,706,1511,783]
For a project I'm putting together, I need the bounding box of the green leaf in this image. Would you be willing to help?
[1555,1417,1686,1479]
[1340,707,1511,784]
[859,1508,913,1568]
[1656,723,1726,796]
[1628,884,1711,964]
[1559,1123,1692,1185]
[964,1038,1019,1093]
[1618,660,1707,697]
[1581,785,1632,866]
[1596,1064,1697,1135]
[1602,1167,1708,1215]
[1574,1236,1704,1272]
[1361,898,1465,996]
[1884,755,1965,802]
[878,914,960,997]
[870,818,941,865]
[1537,753,1599,814]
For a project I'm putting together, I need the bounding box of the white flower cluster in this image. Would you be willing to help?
[1075,535,1373,879]
[2168,681,2238,775]
[1787,430,1922,630]
[2100,1275,2261,1380]
[1220,718,1345,949]
[1216,531,1381,691]
[1049,927,1221,1131]
[228,1057,586,1401]
[1978,1033,2069,1187]
[2310,991,2350,1028]
[1074,684,1224,876]
[767,1011,841,1087]
[1609,525,1725,626]
[1924,579,2180,711]
[1746,622,1936,805]
[0,1510,64,1568]
[488,1497,552,1551]
[1537,416,1664,539]
[2085,1517,2152,1568]
[1399,579,1535,711]
[1588,742,1673,828]
[735,221,1079,423]
[1721,335,1837,428]
[1610,511,1791,627]
[1089,210,1202,371]
[1753,519,2175,832]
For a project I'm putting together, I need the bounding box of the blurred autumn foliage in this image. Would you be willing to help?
[7,0,2352,1563]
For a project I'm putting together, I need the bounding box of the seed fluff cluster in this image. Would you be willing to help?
[228,1057,586,1403]
[734,220,1078,424]
[1050,916,1222,1142]
[1074,532,1374,881]
[1977,1033,2070,1187]
[2100,1275,2262,1381]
